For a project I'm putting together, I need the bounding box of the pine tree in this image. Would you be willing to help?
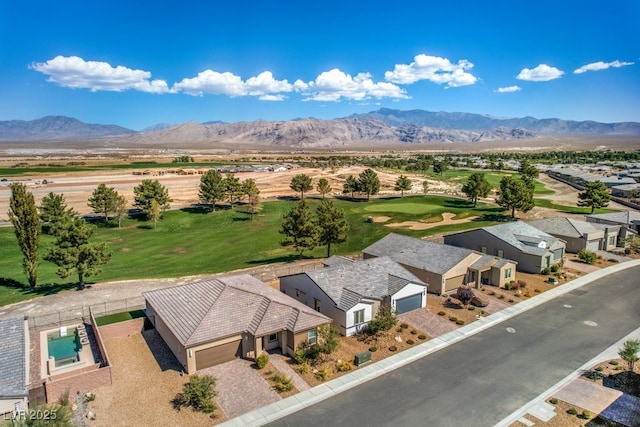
[8,183,40,288]
[461,172,492,207]
[316,199,348,257]
[394,175,412,197]
[342,175,359,200]
[496,175,534,218]
[133,179,172,220]
[578,180,610,213]
[224,173,242,208]
[316,178,332,199]
[88,183,123,223]
[39,192,74,234]
[199,169,226,211]
[290,174,313,199]
[242,179,261,218]
[358,168,380,201]
[280,200,318,259]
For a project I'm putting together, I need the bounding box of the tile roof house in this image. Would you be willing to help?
[0,317,29,416]
[528,217,619,253]
[444,222,566,274]
[362,233,517,294]
[144,274,331,373]
[586,211,640,245]
[280,256,427,336]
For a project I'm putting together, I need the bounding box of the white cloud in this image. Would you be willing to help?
[494,85,521,93]
[172,70,293,98]
[574,60,634,74]
[295,68,408,101]
[30,55,169,93]
[384,54,478,87]
[516,64,564,82]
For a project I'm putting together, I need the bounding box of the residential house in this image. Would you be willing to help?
[444,222,566,273]
[585,211,640,245]
[0,317,29,416]
[611,183,640,198]
[280,256,427,336]
[362,233,517,294]
[528,217,619,253]
[144,274,331,373]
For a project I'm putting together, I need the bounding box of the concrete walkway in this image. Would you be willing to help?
[269,352,310,392]
[220,259,640,426]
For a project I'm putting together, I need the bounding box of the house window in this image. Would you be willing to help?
[496,249,504,258]
[308,330,317,345]
[545,256,551,268]
[268,333,278,343]
[609,236,615,246]
[354,309,365,325]
[505,268,512,279]
[480,246,487,254]
[314,299,321,312]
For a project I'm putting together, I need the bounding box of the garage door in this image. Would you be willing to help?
[195,340,242,370]
[586,239,600,252]
[395,294,423,314]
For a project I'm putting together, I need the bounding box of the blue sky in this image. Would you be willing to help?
[1,0,638,130]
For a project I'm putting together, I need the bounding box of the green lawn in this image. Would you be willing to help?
[426,169,554,195]
[94,309,146,326]
[0,195,503,306]
[533,199,618,215]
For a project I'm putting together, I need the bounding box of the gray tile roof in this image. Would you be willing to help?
[305,256,426,311]
[586,211,640,226]
[322,255,355,267]
[528,217,602,238]
[362,232,478,274]
[0,317,28,397]
[482,222,563,256]
[144,274,330,347]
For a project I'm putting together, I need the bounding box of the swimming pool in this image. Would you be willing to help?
[47,329,82,367]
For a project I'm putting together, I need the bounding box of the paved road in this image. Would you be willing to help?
[269,266,640,427]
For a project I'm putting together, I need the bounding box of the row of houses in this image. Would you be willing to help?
[547,166,640,197]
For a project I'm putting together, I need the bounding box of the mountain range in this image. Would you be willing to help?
[0,109,638,147]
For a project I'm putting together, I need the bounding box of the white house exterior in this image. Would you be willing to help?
[280,256,427,336]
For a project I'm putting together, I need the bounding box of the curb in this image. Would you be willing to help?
[219,259,640,427]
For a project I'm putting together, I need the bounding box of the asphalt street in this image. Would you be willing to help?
[269,266,640,427]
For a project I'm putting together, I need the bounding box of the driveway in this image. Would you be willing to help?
[199,359,279,419]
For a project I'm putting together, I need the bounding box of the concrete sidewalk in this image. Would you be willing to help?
[220,259,640,427]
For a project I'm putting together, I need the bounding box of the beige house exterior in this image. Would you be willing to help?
[144,274,331,374]
[528,217,619,253]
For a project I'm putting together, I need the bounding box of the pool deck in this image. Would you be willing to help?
[39,323,97,380]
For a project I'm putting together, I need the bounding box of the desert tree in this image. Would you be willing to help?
[496,175,534,218]
[39,192,74,234]
[519,161,539,180]
[112,193,128,228]
[358,168,380,201]
[199,169,226,211]
[316,178,332,199]
[223,173,242,207]
[280,200,318,259]
[149,199,161,228]
[394,175,412,197]
[133,179,172,220]
[342,175,359,200]
[577,180,610,213]
[8,183,40,288]
[618,339,640,372]
[422,180,429,195]
[315,199,349,257]
[455,285,475,307]
[173,374,217,414]
[44,214,112,290]
[88,183,124,223]
[290,174,313,199]
[367,306,398,335]
[242,178,261,218]
[433,160,448,176]
[461,172,492,207]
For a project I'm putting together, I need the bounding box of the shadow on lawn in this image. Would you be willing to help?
[0,277,78,296]
[246,254,305,265]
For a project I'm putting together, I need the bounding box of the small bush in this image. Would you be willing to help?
[615,366,622,370]
[542,267,551,275]
[173,374,217,414]
[315,365,332,382]
[449,316,457,322]
[410,329,418,335]
[517,280,527,289]
[368,346,378,352]
[406,339,415,345]
[400,323,409,329]
[389,346,397,352]
[480,310,486,315]
[609,360,619,366]
[437,311,446,316]
[336,360,353,372]
[608,258,619,263]
[272,373,294,392]
[85,392,96,402]
[456,320,465,325]
[578,249,597,265]
[418,334,427,340]
[498,294,505,300]
[467,306,475,311]
[508,299,515,303]
[296,362,310,374]
[567,408,578,415]
[488,291,495,296]
[294,347,307,365]
[256,353,269,369]
[550,264,559,273]
[504,283,511,290]
[581,410,592,420]
[534,288,541,293]
[549,398,558,405]
[595,366,604,372]
[396,327,403,332]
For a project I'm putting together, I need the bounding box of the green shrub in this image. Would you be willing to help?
[85,392,96,402]
[467,306,475,311]
[578,249,597,264]
[437,311,446,316]
[272,373,294,392]
[315,365,332,381]
[400,323,409,329]
[410,329,418,335]
[406,339,415,345]
[480,310,486,315]
[294,347,307,365]
[581,410,592,420]
[336,360,353,372]
[542,267,551,275]
[498,294,505,299]
[595,366,604,372]
[534,288,541,293]
[173,374,217,414]
[567,408,578,415]
[609,360,619,366]
[456,320,465,325]
[388,345,397,352]
[550,264,559,273]
[449,316,457,322]
[508,299,515,303]
[549,398,558,405]
[608,258,619,263]
[504,283,511,290]
[256,353,269,369]
[368,346,378,352]
[418,334,427,340]
[368,306,398,334]
[296,361,310,374]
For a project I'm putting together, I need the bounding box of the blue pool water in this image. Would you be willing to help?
[48,330,81,364]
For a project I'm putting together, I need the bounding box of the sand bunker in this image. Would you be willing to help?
[387,212,477,230]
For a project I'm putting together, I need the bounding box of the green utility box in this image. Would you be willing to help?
[354,350,372,367]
